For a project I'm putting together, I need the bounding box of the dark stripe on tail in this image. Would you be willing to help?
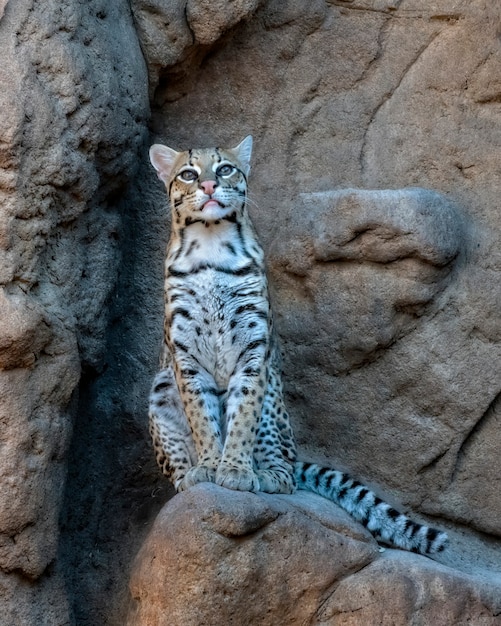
[294,461,448,556]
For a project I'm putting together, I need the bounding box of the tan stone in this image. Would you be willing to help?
[318,552,501,626]
[128,486,501,626]
[270,187,463,374]
[127,485,378,626]
[131,0,264,92]
[0,289,51,370]
[186,0,262,46]
[0,0,149,621]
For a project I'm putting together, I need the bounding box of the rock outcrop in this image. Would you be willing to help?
[127,485,378,626]
[127,485,501,626]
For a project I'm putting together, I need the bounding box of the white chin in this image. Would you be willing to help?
[199,205,231,221]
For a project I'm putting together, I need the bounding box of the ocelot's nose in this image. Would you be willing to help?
[200,180,216,195]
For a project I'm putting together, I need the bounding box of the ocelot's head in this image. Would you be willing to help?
[149,136,252,224]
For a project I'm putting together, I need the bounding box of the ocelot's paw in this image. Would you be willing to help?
[256,468,295,494]
[215,465,260,493]
[178,465,216,491]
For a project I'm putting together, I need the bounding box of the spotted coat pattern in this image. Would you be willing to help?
[148,136,448,555]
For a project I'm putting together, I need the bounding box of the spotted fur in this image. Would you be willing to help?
[148,136,448,555]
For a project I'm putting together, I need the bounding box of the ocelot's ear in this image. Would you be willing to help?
[232,135,253,176]
[149,144,180,182]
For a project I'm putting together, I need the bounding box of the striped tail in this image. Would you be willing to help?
[295,462,448,556]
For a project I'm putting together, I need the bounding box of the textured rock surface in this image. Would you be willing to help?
[319,551,501,626]
[0,0,148,623]
[128,486,501,626]
[131,0,264,92]
[271,187,463,374]
[0,0,500,624]
[127,485,379,626]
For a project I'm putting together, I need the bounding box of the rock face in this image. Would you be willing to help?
[0,0,500,624]
[320,553,501,626]
[271,187,463,375]
[0,0,148,623]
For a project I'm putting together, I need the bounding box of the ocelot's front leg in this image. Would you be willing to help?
[172,356,225,489]
[149,365,197,490]
[215,348,268,493]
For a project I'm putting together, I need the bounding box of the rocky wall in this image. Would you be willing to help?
[139,0,501,539]
[0,0,148,623]
[129,0,501,623]
[0,0,500,624]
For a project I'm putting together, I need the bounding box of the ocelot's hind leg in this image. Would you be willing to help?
[253,363,297,494]
[149,366,199,491]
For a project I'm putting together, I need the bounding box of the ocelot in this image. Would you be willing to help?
[147,136,448,556]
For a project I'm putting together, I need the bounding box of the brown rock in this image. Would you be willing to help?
[186,0,263,46]
[127,485,378,626]
[0,289,55,370]
[318,552,501,626]
[131,0,264,92]
[128,486,501,626]
[0,0,148,622]
[270,187,463,374]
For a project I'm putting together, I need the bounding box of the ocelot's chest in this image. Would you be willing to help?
[166,269,270,387]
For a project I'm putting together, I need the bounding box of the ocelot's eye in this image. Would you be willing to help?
[178,169,198,182]
[216,164,235,177]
